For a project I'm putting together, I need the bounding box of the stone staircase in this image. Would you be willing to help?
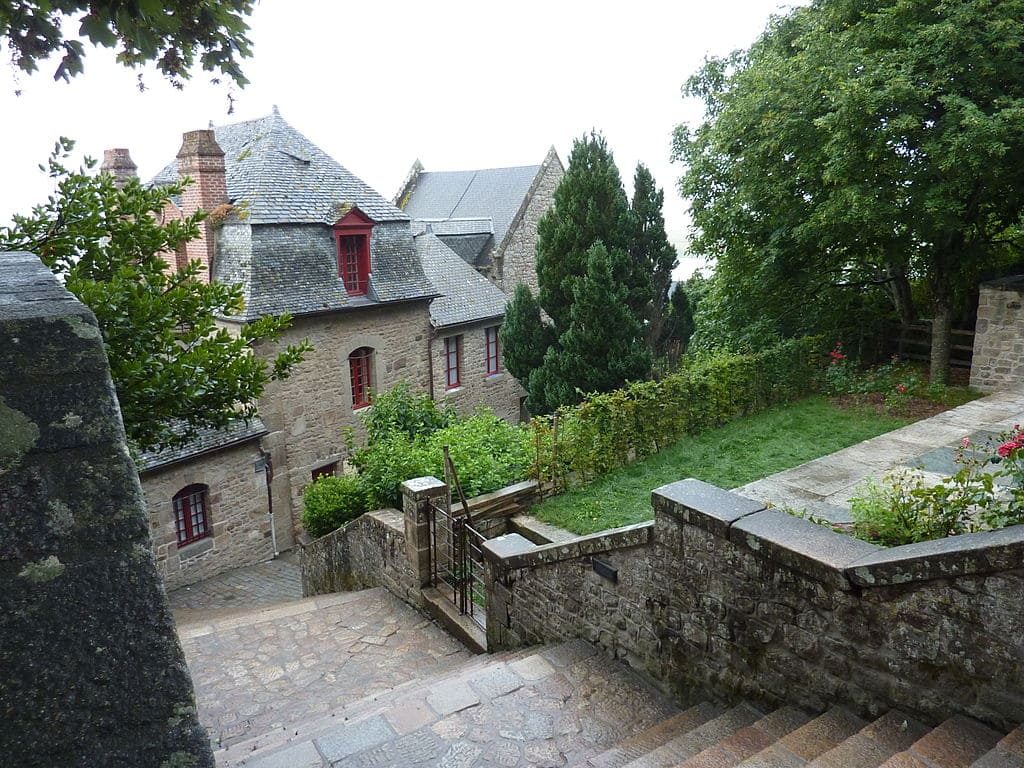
[216,638,1022,768]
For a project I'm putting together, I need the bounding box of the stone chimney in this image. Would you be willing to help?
[176,129,227,282]
[100,148,137,188]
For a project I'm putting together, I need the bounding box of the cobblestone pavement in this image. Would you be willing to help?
[740,388,1024,518]
[178,587,471,751]
[168,552,303,623]
[227,640,680,768]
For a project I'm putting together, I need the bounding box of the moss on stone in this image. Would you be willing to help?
[0,397,40,472]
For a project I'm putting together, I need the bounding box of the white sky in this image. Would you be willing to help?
[0,0,799,278]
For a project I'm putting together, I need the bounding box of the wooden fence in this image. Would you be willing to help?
[881,321,975,369]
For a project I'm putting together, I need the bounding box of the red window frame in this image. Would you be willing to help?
[445,335,462,390]
[173,484,210,547]
[485,326,500,375]
[349,347,373,409]
[333,209,373,296]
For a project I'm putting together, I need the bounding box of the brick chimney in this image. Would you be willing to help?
[176,129,227,282]
[100,148,137,188]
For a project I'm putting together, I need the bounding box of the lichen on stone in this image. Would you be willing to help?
[62,315,102,340]
[19,555,65,583]
[0,397,40,474]
[47,500,75,536]
[159,752,198,768]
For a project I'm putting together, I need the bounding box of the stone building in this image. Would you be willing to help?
[111,109,557,588]
[395,149,564,296]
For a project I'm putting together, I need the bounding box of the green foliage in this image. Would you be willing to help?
[527,243,651,413]
[361,382,454,444]
[530,336,824,491]
[352,401,532,510]
[659,282,695,363]
[631,163,677,355]
[0,139,310,451]
[499,284,556,386]
[533,395,908,535]
[1,0,253,86]
[301,475,370,539]
[674,0,1024,380]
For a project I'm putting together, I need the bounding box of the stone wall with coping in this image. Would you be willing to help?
[0,251,212,766]
[971,277,1024,392]
[483,478,1024,731]
[433,321,525,423]
[140,439,275,590]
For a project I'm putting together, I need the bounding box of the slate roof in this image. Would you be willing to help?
[151,109,407,225]
[416,234,508,328]
[137,418,268,472]
[402,164,541,249]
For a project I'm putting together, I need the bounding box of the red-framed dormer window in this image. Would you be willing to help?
[349,346,374,409]
[485,326,500,375]
[173,484,210,547]
[333,209,373,296]
[445,335,462,390]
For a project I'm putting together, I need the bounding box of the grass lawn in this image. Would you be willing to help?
[531,395,911,535]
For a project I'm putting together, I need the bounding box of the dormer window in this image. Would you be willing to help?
[333,208,374,296]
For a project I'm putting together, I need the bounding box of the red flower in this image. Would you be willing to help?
[896,383,908,394]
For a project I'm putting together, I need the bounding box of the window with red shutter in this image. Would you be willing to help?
[349,347,373,408]
[445,335,462,390]
[173,484,211,547]
[485,326,500,375]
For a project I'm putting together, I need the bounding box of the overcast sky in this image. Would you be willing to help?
[1,0,799,277]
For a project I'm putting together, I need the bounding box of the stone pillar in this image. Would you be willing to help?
[400,476,447,587]
[99,147,137,188]
[971,276,1024,392]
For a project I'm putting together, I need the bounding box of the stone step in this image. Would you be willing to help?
[231,640,681,768]
[878,715,1002,768]
[677,707,811,768]
[972,725,1024,768]
[807,711,930,768]
[217,641,543,764]
[735,706,868,767]
[621,703,765,768]
[421,585,487,654]
[586,703,727,768]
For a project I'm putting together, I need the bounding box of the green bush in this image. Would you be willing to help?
[301,474,370,539]
[353,410,532,509]
[361,381,454,443]
[531,336,824,490]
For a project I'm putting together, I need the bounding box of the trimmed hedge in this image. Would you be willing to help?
[301,474,370,538]
[531,336,824,491]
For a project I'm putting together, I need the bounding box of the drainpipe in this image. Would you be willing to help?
[427,324,437,399]
[255,450,279,557]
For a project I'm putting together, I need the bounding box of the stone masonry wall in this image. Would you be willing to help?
[0,251,212,767]
[485,479,1024,732]
[971,277,1024,392]
[498,150,563,297]
[433,321,525,423]
[254,302,433,534]
[141,440,275,591]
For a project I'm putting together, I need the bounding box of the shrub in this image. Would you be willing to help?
[361,381,454,443]
[302,474,370,539]
[352,410,532,509]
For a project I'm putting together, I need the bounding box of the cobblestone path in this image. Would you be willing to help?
[168,552,303,623]
[177,587,471,752]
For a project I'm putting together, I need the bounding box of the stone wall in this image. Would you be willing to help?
[498,149,563,297]
[0,251,212,767]
[141,439,275,590]
[971,276,1024,392]
[484,479,1024,732]
[254,301,433,534]
[433,321,525,423]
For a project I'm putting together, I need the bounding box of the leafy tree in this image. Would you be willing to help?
[674,0,1024,382]
[499,284,556,387]
[536,131,638,330]
[0,139,309,451]
[1,0,253,86]
[529,243,651,412]
[630,163,677,355]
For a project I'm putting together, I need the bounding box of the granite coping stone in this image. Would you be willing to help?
[482,533,535,561]
[845,524,1024,587]
[729,509,881,591]
[400,476,448,501]
[484,521,654,570]
[652,478,765,536]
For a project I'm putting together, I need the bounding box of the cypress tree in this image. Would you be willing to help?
[630,163,677,355]
[499,284,555,388]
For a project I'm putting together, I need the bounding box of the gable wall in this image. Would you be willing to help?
[498,158,563,296]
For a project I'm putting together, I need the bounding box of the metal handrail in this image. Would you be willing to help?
[428,501,487,630]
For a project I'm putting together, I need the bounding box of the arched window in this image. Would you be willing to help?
[349,347,374,409]
[173,484,210,546]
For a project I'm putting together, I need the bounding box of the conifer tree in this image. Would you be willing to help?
[630,163,677,355]
[499,284,555,387]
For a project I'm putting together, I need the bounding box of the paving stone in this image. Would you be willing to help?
[427,679,482,716]
[469,664,524,699]
[509,653,556,682]
[541,638,598,668]
[314,714,395,762]
[384,696,438,735]
[245,740,325,768]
